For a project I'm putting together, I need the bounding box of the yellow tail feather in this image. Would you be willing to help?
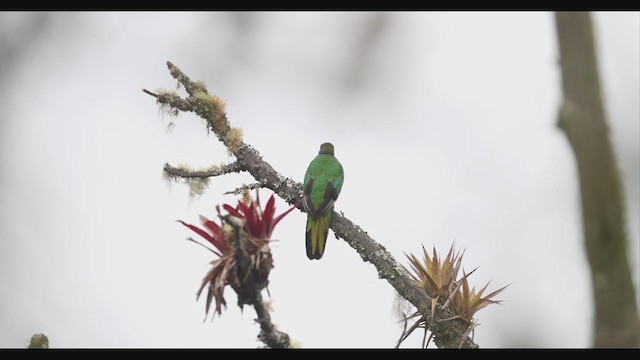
[306,211,332,260]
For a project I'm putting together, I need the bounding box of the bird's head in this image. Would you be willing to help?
[319,142,335,156]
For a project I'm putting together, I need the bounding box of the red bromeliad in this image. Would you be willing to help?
[222,190,295,240]
[178,190,295,319]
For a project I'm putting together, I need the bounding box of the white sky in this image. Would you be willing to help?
[0,12,638,348]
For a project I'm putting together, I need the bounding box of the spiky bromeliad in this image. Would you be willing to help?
[303,142,344,260]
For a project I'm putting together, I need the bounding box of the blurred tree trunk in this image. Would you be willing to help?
[555,12,640,348]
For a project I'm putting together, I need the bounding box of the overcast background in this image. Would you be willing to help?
[0,12,638,348]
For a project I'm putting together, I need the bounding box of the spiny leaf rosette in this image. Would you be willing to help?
[398,244,509,348]
[179,190,295,319]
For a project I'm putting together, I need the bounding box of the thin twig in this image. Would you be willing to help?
[396,317,423,348]
[142,88,158,97]
[395,313,409,349]
[426,332,434,348]
[421,326,428,349]
[223,182,265,195]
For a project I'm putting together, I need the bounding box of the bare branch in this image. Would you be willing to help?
[142,88,158,97]
[223,182,266,196]
[147,62,478,348]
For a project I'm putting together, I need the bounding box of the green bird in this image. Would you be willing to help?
[303,142,344,260]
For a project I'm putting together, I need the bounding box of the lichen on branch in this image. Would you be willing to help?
[162,162,243,199]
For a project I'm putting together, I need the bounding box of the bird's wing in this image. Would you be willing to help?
[303,179,317,216]
[314,182,339,216]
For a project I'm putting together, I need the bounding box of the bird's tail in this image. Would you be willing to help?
[306,211,333,260]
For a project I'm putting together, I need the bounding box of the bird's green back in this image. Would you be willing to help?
[304,154,344,210]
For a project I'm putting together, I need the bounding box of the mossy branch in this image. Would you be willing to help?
[164,162,243,179]
[162,162,244,198]
[144,61,478,348]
